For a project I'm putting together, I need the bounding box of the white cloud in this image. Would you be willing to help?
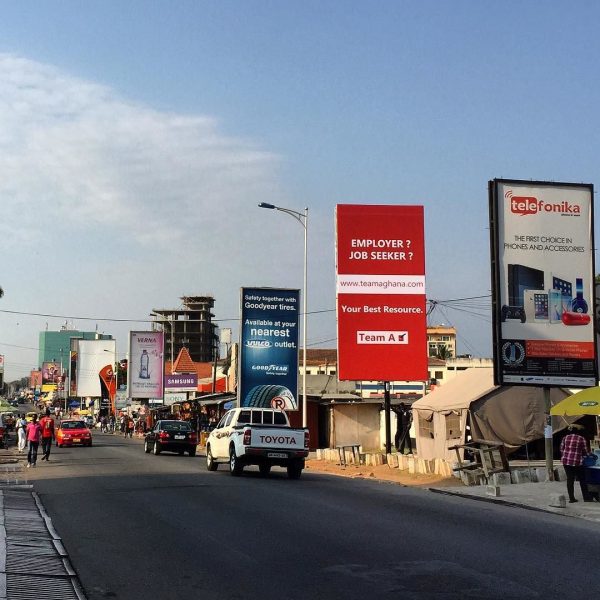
[0,53,281,245]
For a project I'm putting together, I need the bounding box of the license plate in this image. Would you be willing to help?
[267,452,287,459]
[73,438,80,442]
[174,435,185,440]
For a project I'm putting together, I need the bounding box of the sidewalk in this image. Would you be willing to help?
[429,480,600,523]
[0,442,86,600]
[306,454,600,523]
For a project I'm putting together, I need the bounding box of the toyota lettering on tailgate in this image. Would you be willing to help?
[259,434,299,445]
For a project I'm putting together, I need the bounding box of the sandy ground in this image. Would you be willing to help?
[305,458,462,488]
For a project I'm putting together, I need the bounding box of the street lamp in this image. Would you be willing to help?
[258,202,309,428]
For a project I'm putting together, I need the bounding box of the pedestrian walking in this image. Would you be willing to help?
[39,409,55,461]
[16,414,27,453]
[126,416,135,438]
[109,414,116,433]
[560,424,593,503]
[26,414,42,468]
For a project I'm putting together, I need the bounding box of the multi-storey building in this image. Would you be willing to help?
[426,325,457,358]
[151,295,218,364]
[38,329,113,369]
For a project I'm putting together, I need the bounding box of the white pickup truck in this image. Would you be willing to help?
[205,407,309,479]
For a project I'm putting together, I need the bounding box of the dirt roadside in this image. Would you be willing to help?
[305,457,463,488]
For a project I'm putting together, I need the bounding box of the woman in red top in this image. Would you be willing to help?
[26,413,43,468]
[560,424,592,503]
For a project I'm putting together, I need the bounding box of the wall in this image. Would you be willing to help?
[332,404,380,450]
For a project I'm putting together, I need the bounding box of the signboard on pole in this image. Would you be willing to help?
[335,204,428,381]
[128,331,165,398]
[75,340,116,397]
[164,373,198,392]
[489,179,597,386]
[239,288,300,409]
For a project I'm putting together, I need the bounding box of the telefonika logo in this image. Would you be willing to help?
[505,191,581,217]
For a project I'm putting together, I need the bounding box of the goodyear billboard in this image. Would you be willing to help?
[239,287,300,410]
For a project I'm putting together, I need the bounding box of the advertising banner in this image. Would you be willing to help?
[30,370,42,389]
[164,373,198,391]
[239,288,299,409]
[75,340,116,397]
[128,331,165,399]
[42,361,61,386]
[69,337,80,397]
[164,392,187,406]
[335,204,428,381]
[489,179,597,386]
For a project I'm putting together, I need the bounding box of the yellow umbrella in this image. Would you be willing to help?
[550,387,600,416]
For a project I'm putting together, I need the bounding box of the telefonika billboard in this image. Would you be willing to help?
[335,204,428,381]
[489,179,597,386]
[239,288,299,410]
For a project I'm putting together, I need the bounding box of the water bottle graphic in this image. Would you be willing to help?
[139,350,150,379]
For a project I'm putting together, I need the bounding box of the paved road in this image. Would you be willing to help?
[29,433,600,600]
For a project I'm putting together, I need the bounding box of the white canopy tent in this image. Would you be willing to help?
[412,368,571,462]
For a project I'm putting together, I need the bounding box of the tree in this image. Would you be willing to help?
[436,345,453,360]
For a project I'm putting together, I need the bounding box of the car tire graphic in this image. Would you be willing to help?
[244,385,297,410]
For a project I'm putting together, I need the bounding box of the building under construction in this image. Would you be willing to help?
[151,296,219,365]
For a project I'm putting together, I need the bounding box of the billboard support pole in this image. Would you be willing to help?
[544,386,554,481]
[384,381,392,455]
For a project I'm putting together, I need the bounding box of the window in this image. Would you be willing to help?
[263,411,273,425]
[251,411,262,424]
[445,413,461,440]
[305,369,312,375]
[274,412,286,425]
[224,412,234,427]
[435,371,443,380]
[238,410,251,424]
[216,415,227,429]
[418,414,434,439]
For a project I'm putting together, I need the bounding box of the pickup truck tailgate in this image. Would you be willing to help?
[249,427,306,451]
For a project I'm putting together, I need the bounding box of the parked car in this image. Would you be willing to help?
[205,407,309,478]
[56,420,92,447]
[144,420,197,456]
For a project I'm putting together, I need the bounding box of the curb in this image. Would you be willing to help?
[428,487,585,520]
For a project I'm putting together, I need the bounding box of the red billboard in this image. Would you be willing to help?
[336,204,427,381]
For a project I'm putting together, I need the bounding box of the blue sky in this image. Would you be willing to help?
[1,1,599,378]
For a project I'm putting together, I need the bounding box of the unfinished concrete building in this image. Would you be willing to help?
[151,296,219,364]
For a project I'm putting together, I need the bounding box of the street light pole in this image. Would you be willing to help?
[258,202,309,428]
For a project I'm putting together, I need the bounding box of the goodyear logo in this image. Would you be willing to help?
[578,401,599,407]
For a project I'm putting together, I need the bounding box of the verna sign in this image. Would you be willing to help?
[335,204,428,381]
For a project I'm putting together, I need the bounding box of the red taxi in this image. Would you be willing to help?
[56,419,93,447]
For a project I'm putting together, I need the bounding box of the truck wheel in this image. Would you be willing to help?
[229,446,243,476]
[153,441,161,455]
[206,446,218,471]
[287,460,303,480]
[259,463,271,477]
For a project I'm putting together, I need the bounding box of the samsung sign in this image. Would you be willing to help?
[164,373,198,391]
[239,287,300,410]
